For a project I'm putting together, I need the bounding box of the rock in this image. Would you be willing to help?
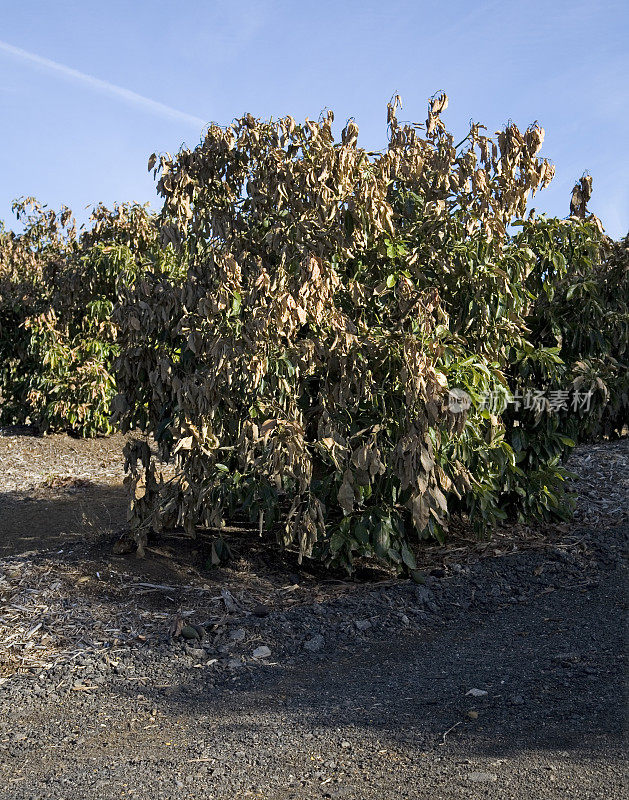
[511,694,525,705]
[341,740,351,749]
[304,634,325,652]
[221,589,238,613]
[466,688,488,697]
[355,619,371,632]
[230,628,246,642]
[414,585,436,610]
[252,646,271,659]
[181,626,200,640]
[252,604,270,618]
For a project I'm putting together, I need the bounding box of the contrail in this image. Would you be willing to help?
[0,39,206,129]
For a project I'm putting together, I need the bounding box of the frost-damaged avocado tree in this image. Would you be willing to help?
[0,198,174,436]
[0,200,182,435]
[113,95,569,568]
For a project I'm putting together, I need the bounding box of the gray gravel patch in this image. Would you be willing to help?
[0,521,626,799]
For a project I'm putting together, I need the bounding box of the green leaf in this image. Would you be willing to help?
[401,543,416,569]
[230,291,242,316]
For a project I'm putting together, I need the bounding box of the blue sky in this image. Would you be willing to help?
[1,0,628,237]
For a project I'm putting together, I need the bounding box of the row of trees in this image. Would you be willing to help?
[1,95,627,569]
[0,200,182,434]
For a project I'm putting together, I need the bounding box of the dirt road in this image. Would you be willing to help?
[0,432,627,799]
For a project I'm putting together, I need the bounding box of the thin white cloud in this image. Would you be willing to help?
[0,39,206,129]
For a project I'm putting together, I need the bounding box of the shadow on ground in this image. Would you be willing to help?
[2,496,626,798]
[0,485,127,557]
[98,529,627,762]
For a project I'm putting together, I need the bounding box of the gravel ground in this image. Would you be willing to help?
[0,431,627,798]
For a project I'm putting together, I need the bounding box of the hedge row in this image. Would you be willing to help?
[0,96,626,570]
[0,200,182,434]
